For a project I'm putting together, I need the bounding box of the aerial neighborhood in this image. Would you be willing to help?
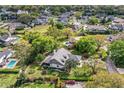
[1,5,124,88]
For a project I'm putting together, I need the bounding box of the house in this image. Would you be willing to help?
[0,33,19,46]
[0,11,17,20]
[108,23,124,31]
[57,12,72,25]
[109,17,124,31]
[0,49,13,67]
[83,25,107,34]
[41,48,81,70]
[113,17,124,23]
[72,21,82,31]
[9,22,26,31]
[60,12,72,18]
[17,10,29,15]
[58,17,68,25]
[32,16,48,26]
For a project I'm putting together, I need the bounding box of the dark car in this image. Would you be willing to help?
[65,80,76,85]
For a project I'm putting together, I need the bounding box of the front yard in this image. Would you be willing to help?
[0,74,18,87]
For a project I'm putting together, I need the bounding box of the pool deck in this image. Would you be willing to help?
[3,59,18,69]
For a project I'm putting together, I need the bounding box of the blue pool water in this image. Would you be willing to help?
[7,60,17,68]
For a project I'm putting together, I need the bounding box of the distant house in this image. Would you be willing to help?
[0,49,13,66]
[0,33,18,46]
[41,48,81,71]
[60,12,72,18]
[109,17,124,31]
[108,23,124,31]
[17,10,29,15]
[58,17,68,25]
[84,25,107,34]
[72,21,82,31]
[0,11,17,20]
[32,16,48,26]
[113,17,124,23]
[9,22,26,31]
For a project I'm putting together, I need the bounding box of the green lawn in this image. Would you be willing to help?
[0,74,18,88]
[26,25,50,34]
[19,83,54,88]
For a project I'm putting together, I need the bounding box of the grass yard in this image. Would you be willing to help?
[19,82,54,88]
[26,25,50,34]
[0,74,18,88]
[25,64,42,79]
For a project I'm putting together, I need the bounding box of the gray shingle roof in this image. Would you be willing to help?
[86,25,106,31]
[42,48,81,66]
[0,49,12,59]
[50,48,71,65]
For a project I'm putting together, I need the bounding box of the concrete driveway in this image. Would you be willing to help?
[65,82,83,88]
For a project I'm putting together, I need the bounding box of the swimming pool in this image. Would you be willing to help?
[7,60,17,69]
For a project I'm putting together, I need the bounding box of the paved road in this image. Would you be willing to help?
[65,82,83,88]
[106,56,118,73]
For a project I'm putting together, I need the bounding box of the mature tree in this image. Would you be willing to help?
[75,37,98,56]
[87,57,98,74]
[85,72,124,88]
[35,54,45,63]
[46,26,64,40]
[74,11,82,19]
[48,18,55,27]
[109,40,124,67]
[13,39,34,66]
[79,28,88,36]
[65,59,77,73]
[17,14,35,24]
[32,36,57,54]
[63,28,74,39]
[55,22,64,29]
[88,16,100,25]
[24,31,41,43]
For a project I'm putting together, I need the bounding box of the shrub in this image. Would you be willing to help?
[99,49,107,60]
[61,76,92,81]
[0,69,19,74]
[73,65,93,77]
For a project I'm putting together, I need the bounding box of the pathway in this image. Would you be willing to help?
[106,56,118,73]
[65,82,84,88]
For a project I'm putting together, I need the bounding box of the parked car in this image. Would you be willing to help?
[65,80,76,85]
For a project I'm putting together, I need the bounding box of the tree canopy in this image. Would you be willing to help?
[75,37,98,56]
[88,16,100,25]
[109,40,124,67]
[32,36,57,54]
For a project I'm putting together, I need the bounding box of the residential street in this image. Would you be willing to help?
[106,56,118,73]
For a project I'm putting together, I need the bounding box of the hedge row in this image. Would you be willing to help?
[0,69,19,74]
[60,76,93,81]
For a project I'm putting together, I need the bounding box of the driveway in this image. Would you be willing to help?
[106,56,118,73]
[65,82,84,88]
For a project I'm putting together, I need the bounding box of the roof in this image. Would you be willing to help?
[0,33,18,44]
[113,17,124,23]
[0,49,12,59]
[86,25,106,31]
[0,34,9,41]
[42,48,81,66]
[50,48,71,65]
[9,22,26,28]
